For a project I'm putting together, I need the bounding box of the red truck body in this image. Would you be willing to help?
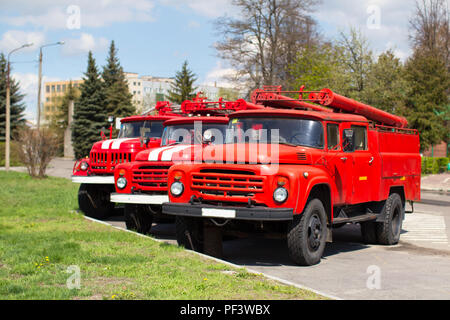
[162,87,421,265]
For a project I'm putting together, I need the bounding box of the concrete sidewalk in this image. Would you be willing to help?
[421,173,450,193]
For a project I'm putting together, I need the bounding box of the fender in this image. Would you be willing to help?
[294,166,337,221]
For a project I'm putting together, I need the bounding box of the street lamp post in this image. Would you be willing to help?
[5,43,33,172]
[36,41,65,130]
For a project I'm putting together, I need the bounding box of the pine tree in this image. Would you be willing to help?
[0,53,26,141]
[404,50,449,151]
[72,52,108,159]
[167,61,198,104]
[102,41,134,117]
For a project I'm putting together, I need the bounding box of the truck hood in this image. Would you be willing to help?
[200,143,313,164]
[135,144,197,162]
[91,137,161,152]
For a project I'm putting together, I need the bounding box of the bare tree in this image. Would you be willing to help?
[409,0,449,66]
[214,0,320,94]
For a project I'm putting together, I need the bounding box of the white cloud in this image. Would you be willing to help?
[0,30,45,53]
[313,0,415,60]
[61,33,109,56]
[0,0,155,29]
[160,0,235,18]
[203,61,237,88]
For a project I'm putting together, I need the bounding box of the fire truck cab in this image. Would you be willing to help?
[72,102,180,220]
[162,87,421,266]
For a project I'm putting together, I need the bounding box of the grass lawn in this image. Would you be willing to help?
[0,171,325,300]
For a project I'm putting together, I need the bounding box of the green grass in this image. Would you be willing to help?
[0,141,24,167]
[0,171,325,300]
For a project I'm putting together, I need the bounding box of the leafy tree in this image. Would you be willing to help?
[72,51,108,159]
[0,53,26,141]
[404,50,449,151]
[288,43,348,92]
[363,50,409,115]
[167,61,198,104]
[102,40,134,117]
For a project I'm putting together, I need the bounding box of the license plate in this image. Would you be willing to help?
[201,208,236,218]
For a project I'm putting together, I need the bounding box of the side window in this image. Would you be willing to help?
[327,123,340,150]
[352,126,367,151]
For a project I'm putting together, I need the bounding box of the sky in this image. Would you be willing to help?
[0,0,422,122]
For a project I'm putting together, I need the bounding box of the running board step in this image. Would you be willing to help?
[332,214,377,225]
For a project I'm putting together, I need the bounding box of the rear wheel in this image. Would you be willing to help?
[175,216,204,252]
[376,193,404,245]
[124,204,153,234]
[287,198,327,266]
[78,183,114,220]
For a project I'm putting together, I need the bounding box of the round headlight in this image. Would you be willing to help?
[273,187,288,203]
[170,181,184,197]
[116,177,127,189]
[80,161,89,171]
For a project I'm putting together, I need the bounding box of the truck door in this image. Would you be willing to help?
[343,124,374,204]
[326,123,352,205]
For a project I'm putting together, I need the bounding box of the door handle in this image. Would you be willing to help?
[340,157,347,161]
[369,157,374,164]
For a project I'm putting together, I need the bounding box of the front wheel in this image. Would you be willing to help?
[287,198,328,266]
[124,204,153,234]
[78,183,114,220]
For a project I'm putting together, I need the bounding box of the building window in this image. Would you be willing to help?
[51,85,55,92]
[46,85,50,93]
[62,84,66,92]
[57,85,61,92]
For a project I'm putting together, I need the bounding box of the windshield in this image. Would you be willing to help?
[118,121,164,139]
[225,117,324,148]
[161,122,227,146]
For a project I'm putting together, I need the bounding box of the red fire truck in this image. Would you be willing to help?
[162,86,421,266]
[110,98,265,234]
[72,101,181,220]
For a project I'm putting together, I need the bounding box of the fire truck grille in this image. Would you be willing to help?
[132,165,171,189]
[90,151,132,172]
[191,170,265,198]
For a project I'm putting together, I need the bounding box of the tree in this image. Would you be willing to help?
[72,51,108,159]
[363,50,409,115]
[214,0,320,93]
[336,27,374,100]
[409,0,449,68]
[102,41,135,117]
[0,53,26,141]
[404,50,449,151]
[288,43,348,92]
[167,61,197,104]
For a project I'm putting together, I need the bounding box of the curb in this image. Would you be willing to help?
[82,214,341,300]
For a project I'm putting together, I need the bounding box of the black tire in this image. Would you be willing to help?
[376,193,404,245]
[175,216,204,252]
[78,183,114,220]
[360,221,378,244]
[124,204,153,234]
[287,198,328,266]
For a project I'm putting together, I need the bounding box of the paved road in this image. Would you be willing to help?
[106,192,450,300]
[11,158,450,299]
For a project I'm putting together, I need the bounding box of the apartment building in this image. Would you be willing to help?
[43,80,83,121]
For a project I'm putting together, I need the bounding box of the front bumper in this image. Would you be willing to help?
[110,193,168,204]
[71,175,115,184]
[162,203,293,221]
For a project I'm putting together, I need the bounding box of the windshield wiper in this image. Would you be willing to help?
[277,141,298,147]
